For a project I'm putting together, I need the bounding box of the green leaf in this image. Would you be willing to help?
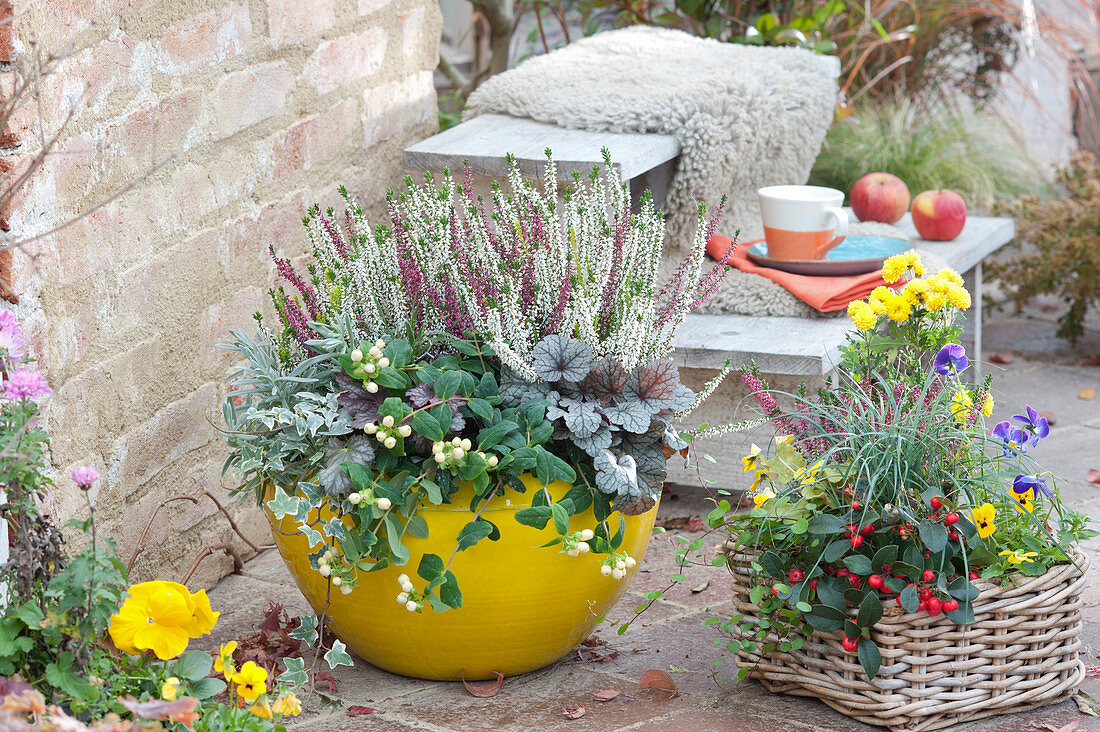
[189,677,227,700]
[945,599,975,624]
[375,367,410,390]
[749,586,765,605]
[439,570,463,609]
[758,551,785,578]
[384,339,413,369]
[478,420,518,451]
[46,654,94,700]
[871,545,898,573]
[550,502,569,535]
[843,554,873,576]
[823,539,849,563]
[947,576,980,601]
[918,520,948,553]
[277,656,309,688]
[857,638,881,679]
[417,553,445,581]
[289,614,319,646]
[856,592,883,628]
[467,398,494,423]
[815,577,846,610]
[172,650,213,682]
[384,513,410,564]
[419,479,443,505]
[899,584,918,612]
[405,515,429,539]
[515,505,552,529]
[324,639,354,669]
[807,514,845,534]
[456,519,495,550]
[434,370,463,400]
[804,604,846,631]
[409,411,444,442]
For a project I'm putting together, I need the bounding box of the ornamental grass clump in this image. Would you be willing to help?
[222,151,730,614]
[723,251,1094,680]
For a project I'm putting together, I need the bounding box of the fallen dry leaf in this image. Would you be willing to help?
[462,671,504,698]
[347,706,377,717]
[1084,353,1100,367]
[638,669,677,695]
[656,515,706,532]
[1074,691,1100,716]
[1029,716,1081,732]
[119,696,200,725]
[592,689,620,702]
[691,581,710,594]
[562,704,586,719]
[1087,469,1100,484]
[1040,410,1057,426]
[1079,387,1097,400]
[989,350,1015,364]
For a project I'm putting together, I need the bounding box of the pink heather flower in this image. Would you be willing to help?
[2,367,52,400]
[0,310,26,361]
[72,465,99,488]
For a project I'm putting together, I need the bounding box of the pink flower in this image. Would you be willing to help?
[0,310,26,361]
[72,465,99,488]
[2,367,52,400]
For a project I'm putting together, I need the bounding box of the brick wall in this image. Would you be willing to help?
[2,0,441,587]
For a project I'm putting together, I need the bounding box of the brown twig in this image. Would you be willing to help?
[179,542,245,586]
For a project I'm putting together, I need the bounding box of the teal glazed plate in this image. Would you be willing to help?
[747,236,911,276]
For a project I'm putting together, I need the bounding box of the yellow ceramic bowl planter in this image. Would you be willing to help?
[265,474,658,680]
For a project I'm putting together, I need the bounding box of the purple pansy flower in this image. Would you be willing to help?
[992,420,1028,456]
[1012,404,1050,447]
[2,368,52,400]
[1013,474,1053,500]
[72,465,100,488]
[932,343,969,376]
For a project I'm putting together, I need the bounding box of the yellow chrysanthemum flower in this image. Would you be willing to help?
[847,300,876,331]
[232,661,268,702]
[946,286,972,310]
[214,641,237,681]
[950,390,973,423]
[982,395,994,416]
[971,503,996,538]
[884,294,911,323]
[108,581,195,660]
[999,549,1038,565]
[161,677,181,702]
[901,278,929,306]
[905,251,925,276]
[867,286,893,314]
[939,268,964,287]
[922,290,947,312]
[881,254,909,283]
[273,692,303,717]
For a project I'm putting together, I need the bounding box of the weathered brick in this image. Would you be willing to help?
[305,28,386,95]
[194,285,263,376]
[0,72,34,148]
[358,0,393,15]
[96,87,203,183]
[398,8,426,61]
[272,98,358,178]
[0,1,14,64]
[362,70,436,147]
[160,2,252,74]
[267,0,334,47]
[213,61,294,138]
[225,191,309,276]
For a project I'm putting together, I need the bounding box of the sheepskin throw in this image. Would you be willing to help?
[465,26,838,252]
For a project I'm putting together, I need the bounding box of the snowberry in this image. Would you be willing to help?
[397,592,409,604]
[567,548,579,557]
[382,415,395,428]
[340,585,353,595]
[369,346,383,359]
[364,363,376,374]
[611,568,625,581]
[452,448,465,460]
[377,497,392,511]
[434,453,447,464]
[600,565,612,577]
[401,581,415,594]
[364,423,378,434]
[332,576,342,587]
[577,542,590,554]
[384,437,397,449]
[615,560,626,571]
[351,349,363,362]
[397,574,410,584]
[578,529,594,542]
[486,455,499,468]
[366,382,379,393]
[323,550,333,560]
[375,339,386,349]
[405,600,418,612]
[348,493,362,505]
[377,357,390,369]
[318,565,331,577]
[460,438,472,451]
[625,557,636,568]
[432,442,445,454]
[398,424,412,438]
[451,437,462,446]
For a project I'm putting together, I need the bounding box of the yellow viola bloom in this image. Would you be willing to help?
[214,640,238,680]
[971,503,997,538]
[182,589,219,639]
[248,700,273,719]
[233,661,268,702]
[881,254,909,283]
[847,300,876,331]
[799,460,825,485]
[741,443,762,473]
[982,394,994,416]
[1000,549,1038,565]
[753,489,775,509]
[161,677,181,702]
[776,435,794,447]
[273,692,303,717]
[884,294,911,323]
[1012,488,1035,514]
[108,581,194,660]
[950,390,973,423]
[946,286,972,310]
[749,470,766,493]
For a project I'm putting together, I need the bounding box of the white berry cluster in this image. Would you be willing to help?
[564,528,595,557]
[317,548,354,594]
[349,339,390,394]
[346,487,392,512]
[364,413,412,451]
[395,573,422,612]
[431,437,500,470]
[600,552,637,581]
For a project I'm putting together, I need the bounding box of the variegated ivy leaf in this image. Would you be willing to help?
[335,373,384,428]
[594,450,638,496]
[266,486,300,520]
[288,614,319,646]
[322,518,347,542]
[277,656,308,688]
[531,335,594,383]
[324,639,354,669]
[298,522,325,549]
[629,359,695,413]
[499,366,557,407]
[317,434,375,496]
[297,480,326,507]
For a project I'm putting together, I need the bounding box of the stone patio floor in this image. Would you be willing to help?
[206,299,1100,731]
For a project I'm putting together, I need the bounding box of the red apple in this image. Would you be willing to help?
[911,189,967,240]
[849,173,910,224]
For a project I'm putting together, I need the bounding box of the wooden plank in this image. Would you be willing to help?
[405,114,681,182]
[672,214,1016,376]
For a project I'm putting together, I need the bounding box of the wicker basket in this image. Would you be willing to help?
[727,547,1088,732]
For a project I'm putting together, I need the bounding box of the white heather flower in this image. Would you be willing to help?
[577,542,590,554]
[366,382,379,393]
[451,448,464,461]
[377,357,390,369]
[601,565,613,577]
[351,349,363,362]
[397,592,409,604]
[382,415,395,428]
[612,568,625,581]
[364,423,378,434]
[377,497,392,511]
[405,600,419,612]
[578,529,594,542]
[384,436,397,449]
[398,424,412,438]
[397,574,410,585]
[348,493,362,505]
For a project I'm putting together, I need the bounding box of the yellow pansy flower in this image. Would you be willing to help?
[182,589,219,639]
[1000,549,1038,565]
[749,470,766,493]
[884,294,911,323]
[971,503,997,538]
[946,286,972,310]
[776,435,794,447]
[214,641,238,681]
[232,661,268,702]
[753,489,775,509]
[1012,488,1035,514]
[273,692,303,717]
[982,394,994,416]
[950,390,973,423]
[741,443,762,473]
[847,300,876,331]
[108,581,194,660]
[799,460,825,485]
[161,677,181,702]
[248,700,273,719]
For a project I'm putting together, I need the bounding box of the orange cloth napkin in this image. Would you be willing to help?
[706,235,900,313]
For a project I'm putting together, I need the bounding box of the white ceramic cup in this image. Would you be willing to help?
[757,185,849,261]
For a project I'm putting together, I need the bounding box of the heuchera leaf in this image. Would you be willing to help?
[318,434,374,496]
[335,373,384,428]
[499,366,557,407]
[604,399,652,433]
[531,335,595,383]
[580,358,629,402]
[629,360,694,412]
[572,426,613,457]
[594,451,638,496]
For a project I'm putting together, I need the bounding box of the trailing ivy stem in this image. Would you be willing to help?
[307,585,333,705]
[444,480,503,572]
